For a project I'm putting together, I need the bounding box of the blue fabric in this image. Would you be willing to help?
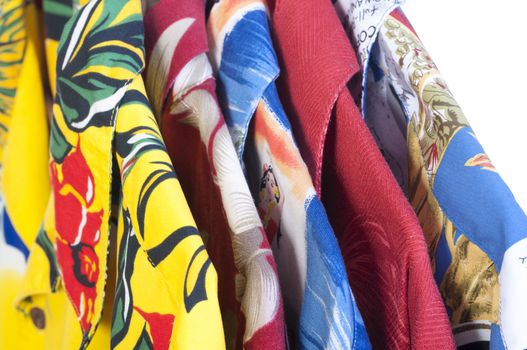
[216,10,279,158]
[301,196,369,349]
[3,208,29,260]
[434,127,527,271]
[215,6,371,349]
[261,83,291,131]
[490,323,506,350]
[433,126,527,347]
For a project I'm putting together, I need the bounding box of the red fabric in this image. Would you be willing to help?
[144,1,286,349]
[144,3,242,349]
[144,0,207,101]
[51,143,102,332]
[133,307,175,350]
[161,88,242,349]
[268,0,455,348]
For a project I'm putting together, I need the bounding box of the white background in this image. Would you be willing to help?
[402,1,527,213]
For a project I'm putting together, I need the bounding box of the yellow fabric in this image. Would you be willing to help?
[0,2,51,349]
[113,77,225,349]
[11,196,112,349]
[2,1,226,349]
[0,0,26,156]
[1,3,50,247]
[14,283,112,349]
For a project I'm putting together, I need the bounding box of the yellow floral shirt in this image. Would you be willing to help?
[0,0,226,349]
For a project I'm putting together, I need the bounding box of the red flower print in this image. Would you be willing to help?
[51,142,103,333]
[424,142,438,172]
[59,139,96,207]
[73,243,99,287]
[134,307,175,350]
[56,240,98,331]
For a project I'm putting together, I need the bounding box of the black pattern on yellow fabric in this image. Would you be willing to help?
[35,228,61,292]
[111,76,220,347]
[183,245,212,313]
[134,324,153,350]
[114,78,215,315]
[147,226,200,266]
[111,208,140,349]
[0,0,26,156]
[136,165,176,238]
[43,0,75,41]
[52,0,145,162]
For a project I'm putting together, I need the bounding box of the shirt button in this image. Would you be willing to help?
[30,307,46,329]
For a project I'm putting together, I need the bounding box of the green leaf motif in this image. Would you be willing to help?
[111,208,140,348]
[43,0,76,41]
[0,1,26,120]
[51,0,145,162]
[50,117,72,163]
[133,324,153,350]
[35,228,60,292]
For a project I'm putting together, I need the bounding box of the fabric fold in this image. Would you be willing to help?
[144,0,286,348]
[337,2,527,347]
[268,0,455,348]
[11,1,226,348]
[208,1,371,349]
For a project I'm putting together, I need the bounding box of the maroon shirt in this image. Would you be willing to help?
[267,0,455,348]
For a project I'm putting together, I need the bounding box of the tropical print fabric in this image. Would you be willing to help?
[0,0,25,153]
[0,1,50,348]
[4,6,114,347]
[143,0,286,349]
[2,0,524,349]
[112,75,226,350]
[42,0,90,96]
[335,1,527,348]
[207,1,370,349]
[4,0,226,349]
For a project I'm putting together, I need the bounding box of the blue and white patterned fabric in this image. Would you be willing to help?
[207,1,371,349]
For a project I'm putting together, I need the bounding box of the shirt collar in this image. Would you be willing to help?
[269,0,361,190]
[144,0,209,119]
[207,0,279,158]
[333,0,404,113]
